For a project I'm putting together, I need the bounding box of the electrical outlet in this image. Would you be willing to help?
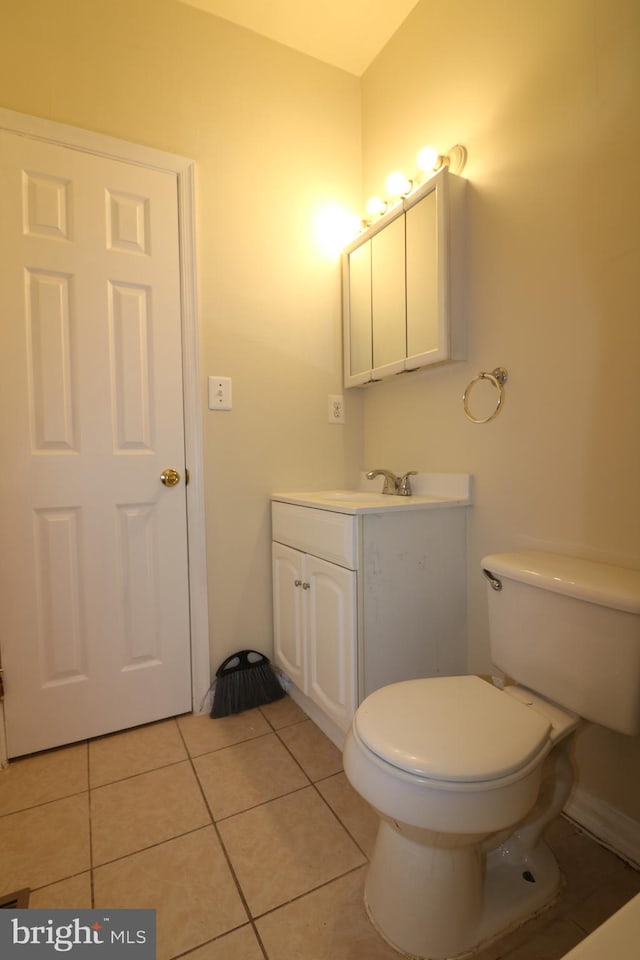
[328,394,345,424]
[208,376,232,411]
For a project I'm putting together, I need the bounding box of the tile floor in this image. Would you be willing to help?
[1,696,638,960]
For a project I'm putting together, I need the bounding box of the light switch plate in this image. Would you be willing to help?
[208,376,232,410]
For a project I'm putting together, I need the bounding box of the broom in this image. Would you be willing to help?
[210,650,286,718]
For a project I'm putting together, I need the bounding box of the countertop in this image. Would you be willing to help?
[272,474,471,515]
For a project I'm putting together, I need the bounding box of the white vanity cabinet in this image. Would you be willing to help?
[272,504,357,734]
[271,487,469,749]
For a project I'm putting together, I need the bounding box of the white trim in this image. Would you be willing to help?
[177,162,212,712]
[0,109,210,748]
[564,786,640,869]
[0,108,192,172]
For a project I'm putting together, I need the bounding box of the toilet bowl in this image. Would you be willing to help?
[343,551,640,959]
[344,675,578,958]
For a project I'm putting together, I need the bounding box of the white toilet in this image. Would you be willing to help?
[343,551,640,959]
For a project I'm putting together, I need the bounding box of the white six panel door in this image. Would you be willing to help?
[0,130,192,756]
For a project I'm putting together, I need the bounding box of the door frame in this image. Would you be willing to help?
[0,108,210,763]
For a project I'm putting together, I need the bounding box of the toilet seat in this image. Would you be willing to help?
[354,675,552,784]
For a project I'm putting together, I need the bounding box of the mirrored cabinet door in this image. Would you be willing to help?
[371,214,406,376]
[405,186,442,365]
[347,239,373,383]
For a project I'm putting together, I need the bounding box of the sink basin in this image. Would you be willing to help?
[318,490,391,502]
[272,475,472,515]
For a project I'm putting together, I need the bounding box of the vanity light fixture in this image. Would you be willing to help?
[346,143,468,246]
[363,143,467,228]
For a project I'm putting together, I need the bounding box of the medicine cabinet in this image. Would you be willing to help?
[342,167,466,388]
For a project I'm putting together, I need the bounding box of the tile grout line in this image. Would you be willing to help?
[266,715,374,863]
[218,705,369,957]
[167,921,264,960]
[86,739,96,909]
[0,738,90,819]
[7,738,93,904]
[175,712,270,960]
[310,775,372,863]
[88,756,192,791]
[249,863,367,924]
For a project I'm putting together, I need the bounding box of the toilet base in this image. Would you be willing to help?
[472,840,562,953]
[365,820,562,959]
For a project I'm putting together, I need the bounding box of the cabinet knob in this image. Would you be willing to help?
[294,579,302,587]
[302,582,310,590]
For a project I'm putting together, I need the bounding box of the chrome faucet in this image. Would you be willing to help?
[366,469,399,494]
[366,469,417,496]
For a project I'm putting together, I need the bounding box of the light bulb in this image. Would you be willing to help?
[315,205,362,257]
[385,171,412,198]
[416,145,441,173]
[365,196,387,218]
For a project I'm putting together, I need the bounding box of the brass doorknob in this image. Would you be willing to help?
[160,468,181,487]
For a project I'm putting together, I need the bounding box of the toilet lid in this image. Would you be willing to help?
[354,676,552,782]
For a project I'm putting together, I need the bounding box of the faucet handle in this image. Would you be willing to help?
[398,471,417,496]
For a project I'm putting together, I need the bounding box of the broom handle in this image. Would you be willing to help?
[215,650,268,676]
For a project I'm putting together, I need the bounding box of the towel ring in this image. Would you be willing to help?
[463,367,509,424]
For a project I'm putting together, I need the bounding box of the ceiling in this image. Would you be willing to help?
[177,0,421,76]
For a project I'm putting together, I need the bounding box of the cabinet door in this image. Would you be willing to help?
[344,240,373,385]
[305,555,357,732]
[342,168,464,387]
[405,186,443,365]
[272,543,305,691]
[371,214,406,377]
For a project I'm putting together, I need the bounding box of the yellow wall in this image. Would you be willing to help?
[0,0,364,671]
[1,0,638,833]
[360,0,640,822]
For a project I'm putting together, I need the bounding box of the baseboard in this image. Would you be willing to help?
[564,786,640,868]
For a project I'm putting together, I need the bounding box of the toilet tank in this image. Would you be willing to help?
[482,551,640,736]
